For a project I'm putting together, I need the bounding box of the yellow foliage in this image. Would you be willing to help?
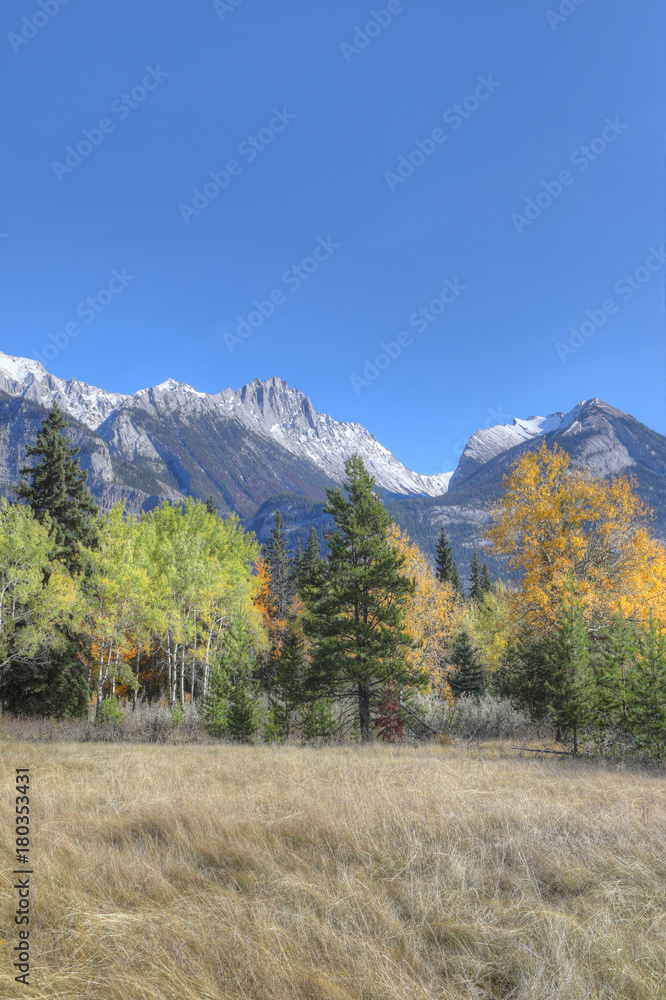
[486,442,666,633]
[388,523,463,696]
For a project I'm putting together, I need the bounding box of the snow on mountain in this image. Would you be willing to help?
[450,409,570,485]
[465,412,563,462]
[221,377,454,496]
[0,351,128,430]
[0,354,452,496]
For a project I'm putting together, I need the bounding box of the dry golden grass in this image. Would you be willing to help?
[0,740,664,1000]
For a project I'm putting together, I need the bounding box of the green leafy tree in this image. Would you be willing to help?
[0,500,84,718]
[447,629,484,699]
[303,454,421,741]
[17,403,98,575]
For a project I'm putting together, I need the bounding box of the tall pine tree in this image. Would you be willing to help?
[17,403,98,575]
[446,629,484,699]
[468,552,483,602]
[264,510,294,619]
[627,611,666,758]
[546,576,597,755]
[435,525,464,598]
[303,455,421,740]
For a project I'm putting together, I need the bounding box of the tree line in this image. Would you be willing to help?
[1,404,665,756]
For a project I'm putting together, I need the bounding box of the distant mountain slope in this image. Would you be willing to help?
[0,353,452,498]
[0,353,664,585]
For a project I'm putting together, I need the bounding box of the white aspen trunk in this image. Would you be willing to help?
[170,642,179,706]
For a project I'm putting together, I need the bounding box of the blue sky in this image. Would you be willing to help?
[2,0,664,475]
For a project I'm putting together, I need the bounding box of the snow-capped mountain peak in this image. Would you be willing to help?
[0,353,453,496]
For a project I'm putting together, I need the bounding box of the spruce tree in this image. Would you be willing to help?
[468,552,483,602]
[297,525,323,594]
[17,403,98,575]
[264,510,294,618]
[546,577,597,755]
[435,525,463,596]
[269,622,307,739]
[447,629,484,699]
[627,611,666,758]
[205,496,217,516]
[498,633,552,722]
[597,607,636,732]
[303,454,420,741]
[203,616,263,741]
[480,563,492,594]
[435,526,454,583]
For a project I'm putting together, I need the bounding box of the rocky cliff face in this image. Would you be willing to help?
[0,352,664,580]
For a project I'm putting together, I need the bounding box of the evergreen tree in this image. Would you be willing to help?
[294,539,304,585]
[496,633,552,721]
[303,454,420,741]
[451,562,463,598]
[546,577,597,755]
[627,611,666,758]
[202,616,263,741]
[264,510,294,618]
[17,403,98,575]
[296,525,324,597]
[435,526,454,583]
[269,622,307,739]
[205,496,218,516]
[597,607,636,732]
[435,525,463,596]
[1,646,89,719]
[480,563,492,594]
[446,629,484,699]
[468,552,483,602]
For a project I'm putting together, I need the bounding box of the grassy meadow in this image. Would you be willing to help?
[0,739,664,1000]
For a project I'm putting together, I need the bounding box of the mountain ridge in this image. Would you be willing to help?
[1,352,664,580]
